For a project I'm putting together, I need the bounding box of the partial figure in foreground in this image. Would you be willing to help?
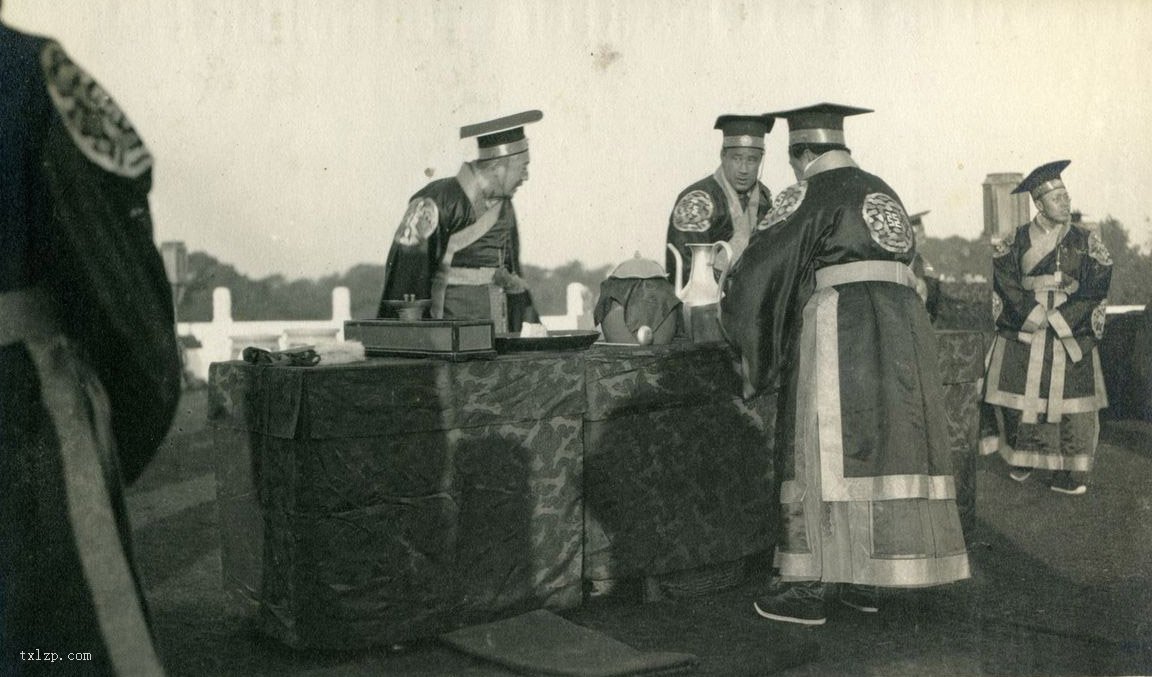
[981,161,1112,495]
[721,103,970,626]
[1,11,181,675]
[377,110,546,335]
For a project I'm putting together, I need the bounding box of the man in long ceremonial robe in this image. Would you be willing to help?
[721,103,969,626]
[981,161,1111,495]
[665,115,774,286]
[377,111,545,334]
[2,11,181,674]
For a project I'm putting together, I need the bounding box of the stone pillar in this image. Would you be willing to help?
[213,287,233,322]
[212,287,234,364]
[566,282,595,330]
[982,173,1030,239]
[331,287,352,321]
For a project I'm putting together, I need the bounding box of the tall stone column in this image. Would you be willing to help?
[982,173,1030,239]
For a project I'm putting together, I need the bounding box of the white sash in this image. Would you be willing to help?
[712,168,760,265]
[430,201,503,319]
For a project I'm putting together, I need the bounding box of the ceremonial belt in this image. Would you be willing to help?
[814,260,918,291]
[1013,283,1082,423]
[0,286,60,347]
[1022,273,1079,294]
[443,266,499,286]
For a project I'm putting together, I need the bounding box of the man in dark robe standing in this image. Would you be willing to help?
[378,110,545,335]
[721,103,969,626]
[981,161,1111,495]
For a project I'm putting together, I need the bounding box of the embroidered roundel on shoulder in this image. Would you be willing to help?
[991,234,1014,258]
[1088,232,1113,266]
[39,41,153,179]
[757,181,807,230]
[672,190,715,232]
[1092,299,1108,339]
[862,193,913,253]
[394,197,439,247]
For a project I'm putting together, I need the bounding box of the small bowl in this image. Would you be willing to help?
[381,299,432,321]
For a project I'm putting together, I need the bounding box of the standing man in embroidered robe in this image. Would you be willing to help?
[665,114,774,286]
[720,103,969,626]
[981,161,1111,495]
[378,110,545,335]
[1,12,180,675]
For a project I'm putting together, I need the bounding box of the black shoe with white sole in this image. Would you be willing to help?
[753,583,828,626]
[838,584,880,613]
[1049,470,1086,495]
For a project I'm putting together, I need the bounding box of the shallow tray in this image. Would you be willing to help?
[494,330,601,353]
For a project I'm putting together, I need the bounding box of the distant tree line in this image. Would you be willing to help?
[920,217,1152,306]
[176,219,1151,322]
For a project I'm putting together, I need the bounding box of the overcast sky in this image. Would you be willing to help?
[7,0,1152,279]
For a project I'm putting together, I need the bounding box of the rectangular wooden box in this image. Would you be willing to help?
[344,319,496,360]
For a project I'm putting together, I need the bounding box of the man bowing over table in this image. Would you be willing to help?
[378,110,545,334]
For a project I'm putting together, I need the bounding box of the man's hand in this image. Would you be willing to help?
[493,269,528,293]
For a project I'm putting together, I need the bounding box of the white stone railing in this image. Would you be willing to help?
[179,283,595,381]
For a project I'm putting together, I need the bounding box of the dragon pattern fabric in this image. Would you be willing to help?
[862,192,914,253]
[671,190,715,232]
[40,41,153,179]
[757,181,807,231]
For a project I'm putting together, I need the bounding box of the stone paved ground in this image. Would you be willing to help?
[133,390,1152,676]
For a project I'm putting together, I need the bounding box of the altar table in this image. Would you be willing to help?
[210,332,984,649]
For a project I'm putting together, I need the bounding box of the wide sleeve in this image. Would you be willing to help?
[503,202,540,328]
[1048,231,1113,344]
[665,188,717,287]
[991,232,1046,336]
[377,195,445,315]
[37,41,181,483]
[719,198,828,398]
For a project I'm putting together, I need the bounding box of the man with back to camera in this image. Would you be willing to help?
[981,161,1112,495]
[720,103,970,626]
[664,114,774,286]
[377,110,547,335]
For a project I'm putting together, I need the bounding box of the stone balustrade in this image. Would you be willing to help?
[178,283,595,380]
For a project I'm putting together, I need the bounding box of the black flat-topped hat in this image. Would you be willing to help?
[1012,160,1071,198]
[766,103,873,147]
[908,210,930,227]
[714,114,774,150]
[460,110,543,160]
